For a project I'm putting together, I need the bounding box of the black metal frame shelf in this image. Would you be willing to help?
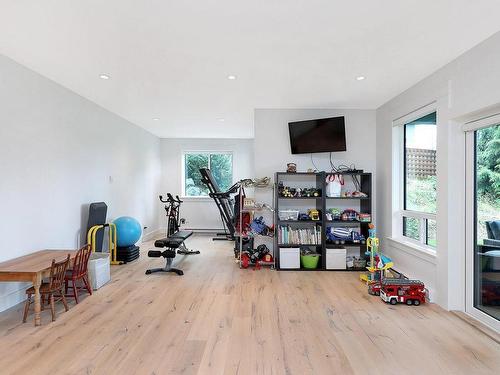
[274,171,372,271]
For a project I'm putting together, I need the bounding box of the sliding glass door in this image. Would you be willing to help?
[466,123,500,328]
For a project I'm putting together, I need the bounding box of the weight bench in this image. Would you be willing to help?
[145,235,200,276]
[145,237,185,276]
[168,230,200,255]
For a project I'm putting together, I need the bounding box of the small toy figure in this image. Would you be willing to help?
[341,209,358,221]
[298,213,310,221]
[286,163,297,173]
[308,209,320,221]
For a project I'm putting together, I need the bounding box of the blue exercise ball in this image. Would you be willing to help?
[114,216,142,247]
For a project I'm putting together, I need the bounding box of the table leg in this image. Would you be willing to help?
[33,273,42,326]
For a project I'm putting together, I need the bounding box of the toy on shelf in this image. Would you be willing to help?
[308,209,320,221]
[325,208,341,221]
[358,213,371,222]
[341,209,358,221]
[278,182,321,198]
[241,244,273,270]
[298,213,310,221]
[248,216,274,237]
[341,191,368,198]
[326,227,366,245]
[286,163,297,173]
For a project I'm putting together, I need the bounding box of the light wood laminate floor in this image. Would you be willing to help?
[0,235,499,375]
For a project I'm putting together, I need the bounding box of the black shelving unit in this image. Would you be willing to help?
[274,171,372,271]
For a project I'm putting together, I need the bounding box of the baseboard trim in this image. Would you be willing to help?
[142,228,164,242]
[452,311,500,343]
[0,283,30,313]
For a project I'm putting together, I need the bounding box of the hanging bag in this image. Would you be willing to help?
[326,174,344,197]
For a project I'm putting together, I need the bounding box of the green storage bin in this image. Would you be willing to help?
[301,254,320,269]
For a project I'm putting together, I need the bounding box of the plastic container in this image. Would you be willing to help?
[278,210,299,221]
[88,252,110,290]
[279,247,300,269]
[301,254,320,269]
[326,248,347,269]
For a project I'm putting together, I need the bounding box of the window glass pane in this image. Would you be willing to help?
[426,219,436,247]
[474,124,500,321]
[209,153,233,192]
[404,112,437,213]
[403,216,420,241]
[184,153,209,196]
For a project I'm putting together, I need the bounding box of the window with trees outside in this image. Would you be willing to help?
[402,112,437,247]
[183,152,233,197]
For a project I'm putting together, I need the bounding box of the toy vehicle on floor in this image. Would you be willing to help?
[379,279,426,306]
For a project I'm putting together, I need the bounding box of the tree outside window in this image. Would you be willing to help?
[184,152,233,197]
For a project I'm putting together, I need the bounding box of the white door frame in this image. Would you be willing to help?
[464,119,500,332]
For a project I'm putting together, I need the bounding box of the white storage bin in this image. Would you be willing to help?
[88,252,110,290]
[278,210,300,221]
[326,248,347,270]
[279,247,300,269]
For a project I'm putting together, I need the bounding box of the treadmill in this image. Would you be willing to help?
[199,168,240,241]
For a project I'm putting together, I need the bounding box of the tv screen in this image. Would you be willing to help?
[288,116,346,154]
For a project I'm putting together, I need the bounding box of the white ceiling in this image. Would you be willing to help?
[1,1,500,138]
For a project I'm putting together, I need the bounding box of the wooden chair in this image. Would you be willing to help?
[23,255,70,323]
[65,244,92,303]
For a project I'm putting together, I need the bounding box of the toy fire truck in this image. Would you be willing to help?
[379,279,426,306]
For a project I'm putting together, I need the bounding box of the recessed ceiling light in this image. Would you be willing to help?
[227,75,237,80]
[356,76,366,81]
[99,74,110,80]
[153,118,160,121]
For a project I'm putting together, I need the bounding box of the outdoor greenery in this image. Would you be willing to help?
[404,174,437,246]
[476,125,500,242]
[403,125,499,246]
[184,152,232,197]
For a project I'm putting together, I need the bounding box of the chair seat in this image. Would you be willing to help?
[26,282,58,295]
[64,270,84,280]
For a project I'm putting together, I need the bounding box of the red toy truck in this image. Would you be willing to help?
[379,279,426,306]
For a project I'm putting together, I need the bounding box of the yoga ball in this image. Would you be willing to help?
[114,216,142,247]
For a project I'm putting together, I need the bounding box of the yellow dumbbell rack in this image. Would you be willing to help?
[87,223,123,265]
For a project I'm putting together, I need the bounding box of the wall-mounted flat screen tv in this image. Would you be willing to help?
[288,116,346,154]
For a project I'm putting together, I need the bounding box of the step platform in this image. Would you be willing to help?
[117,245,140,263]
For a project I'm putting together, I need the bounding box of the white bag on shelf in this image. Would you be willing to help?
[326,174,344,197]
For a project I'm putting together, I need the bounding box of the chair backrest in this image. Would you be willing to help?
[486,221,500,240]
[48,254,71,291]
[72,245,92,278]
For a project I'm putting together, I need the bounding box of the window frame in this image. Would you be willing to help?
[181,150,234,198]
[392,103,437,251]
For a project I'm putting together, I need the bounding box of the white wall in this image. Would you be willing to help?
[253,108,377,202]
[0,55,162,311]
[376,30,500,310]
[160,138,254,231]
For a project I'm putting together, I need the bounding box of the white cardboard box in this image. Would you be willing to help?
[279,248,300,269]
[88,252,110,290]
[326,248,347,270]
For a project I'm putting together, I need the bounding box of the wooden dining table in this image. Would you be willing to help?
[0,249,78,326]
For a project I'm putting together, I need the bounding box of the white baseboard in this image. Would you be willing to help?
[0,282,30,313]
[142,228,164,242]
